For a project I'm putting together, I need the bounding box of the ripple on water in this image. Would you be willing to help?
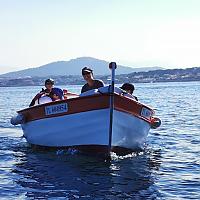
[0,83,200,199]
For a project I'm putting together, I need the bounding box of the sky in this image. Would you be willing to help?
[1,0,200,74]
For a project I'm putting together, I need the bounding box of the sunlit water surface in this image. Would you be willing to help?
[0,82,199,199]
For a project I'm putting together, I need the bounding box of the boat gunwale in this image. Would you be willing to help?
[18,92,154,124]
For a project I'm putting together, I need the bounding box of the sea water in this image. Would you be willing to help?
[0,82,199,199]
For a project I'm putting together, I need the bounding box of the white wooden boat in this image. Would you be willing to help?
[11,63,160,156]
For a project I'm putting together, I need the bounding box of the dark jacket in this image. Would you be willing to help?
[81,80,104,93]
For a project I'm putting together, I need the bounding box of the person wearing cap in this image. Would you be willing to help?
[51,88,64,101]
[120,83,138,101]
[29,78,55,107]
[81,67,105,93]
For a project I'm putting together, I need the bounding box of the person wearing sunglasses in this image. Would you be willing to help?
[81,67,104,93]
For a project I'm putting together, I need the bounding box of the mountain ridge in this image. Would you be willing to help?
[0,66,199,87]
[0,57,162,78]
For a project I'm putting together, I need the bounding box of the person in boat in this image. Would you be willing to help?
[120,83,138,101]
[81,67,105,93]
[51,87,64,101]
[29,78,55,107]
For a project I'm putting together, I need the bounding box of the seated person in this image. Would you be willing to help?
[81,67,104,93]
[120,83,138,101]
[51,88,64,101]
[29,78,54,107]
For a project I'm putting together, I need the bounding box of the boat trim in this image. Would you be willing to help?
[19,93,154,124]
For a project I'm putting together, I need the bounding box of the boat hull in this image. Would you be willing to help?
[18,92,154,153]
[112,110,150,150]
[22,109,150,151]
[22,109,110,147]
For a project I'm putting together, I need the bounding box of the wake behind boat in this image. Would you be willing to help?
[11,62,161,156]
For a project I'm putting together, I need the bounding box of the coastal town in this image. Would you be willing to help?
[0,66,199,87]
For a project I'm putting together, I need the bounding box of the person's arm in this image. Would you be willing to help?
[81,84,87,93]
[29,92,45,107]
[100,80,105,87]
[29,99,36,107]
[96,80,104,88]
[134,96,138,101]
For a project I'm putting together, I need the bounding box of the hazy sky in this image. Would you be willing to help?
[1,0,200,74]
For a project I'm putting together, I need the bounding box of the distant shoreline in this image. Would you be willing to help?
[0,80,200,88]
[0,66,199,87]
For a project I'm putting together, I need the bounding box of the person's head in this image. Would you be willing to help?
[120,83,135,95]
[45,78,54,91]
[51,88,63,101]
[82,67,94,82]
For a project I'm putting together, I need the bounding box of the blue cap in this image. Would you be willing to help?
[52,88,63,99]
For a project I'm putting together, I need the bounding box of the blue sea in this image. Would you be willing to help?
[0,82,199,199]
